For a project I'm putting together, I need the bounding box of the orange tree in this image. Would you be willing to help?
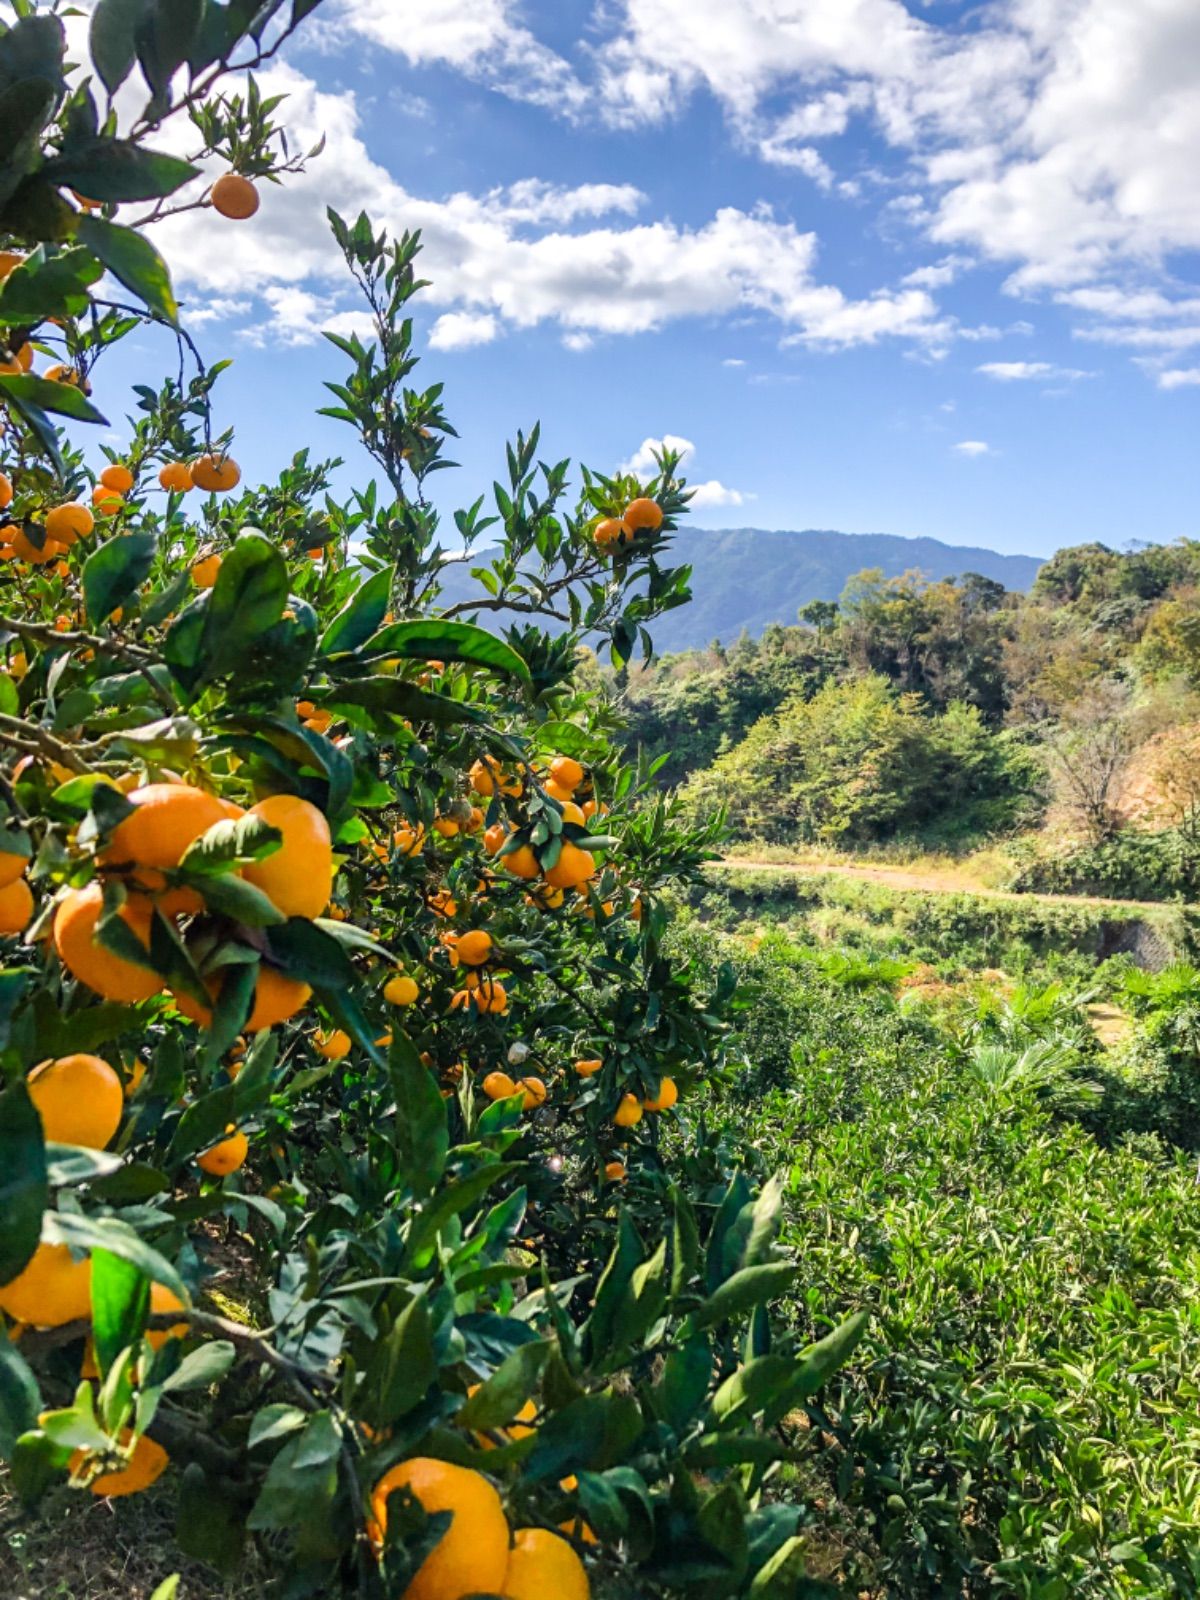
[0,6,866,1597]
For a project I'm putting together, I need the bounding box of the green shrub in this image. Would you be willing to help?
[1006,827,1200,903]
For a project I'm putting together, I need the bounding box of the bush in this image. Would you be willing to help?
[1007,827,1200,902]
[680,676,1042,847]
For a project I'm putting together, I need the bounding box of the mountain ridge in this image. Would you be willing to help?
[434,526,1044,655]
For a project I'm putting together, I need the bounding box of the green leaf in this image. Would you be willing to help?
[0,1080,47,1289]
[319,566,392,655]
[136,0,205,100]
[524,1389,643,1483]
[44,1144,124,1188]
[328,677,488,727]
[0,245,103,320]
[248,1403,307,1450]
[51,1213,187,1306]
[149,1581,181,1600]
[389,1033,449,1198]
[177,1461,244,1576]
[406,1163,523,1270]
[364,619,531,686]
[0,15,66,94]
[90,1248,150,1376]
[76,215,178,323]
[0,1339,40,1456]
[166,1083,236,1164]
[89,0,147,96]
[0,372,107,425]
[762,1312,869,1424]
[457,1340,549,1432]
[178,813,281,876]
[691,1262,798,1333]
[161,1341,235,1393]
[584,1210,642,1362]
[362,1293,436,1426]
[46,139,198,202]
[0,80,57,213]
[83,530,157,622]
[201,529,288,683]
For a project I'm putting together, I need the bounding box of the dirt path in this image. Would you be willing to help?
[714,855,1175,916]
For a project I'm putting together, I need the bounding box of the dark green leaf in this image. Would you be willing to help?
[0,1080,47,1288]
[0,245,102,320]
[0,1339,40,1456]
[83,530,157,622]
[363,1293,436,1426]
[319,566,392,655]
[89,0,147,95]
[364,619,531,686]
[177,1461,245,1577]
[388,1033,448,1197]
[77,215,178,322]
[0,372,107,425]
[46,140,197,202]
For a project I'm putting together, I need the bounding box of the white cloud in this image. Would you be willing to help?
[146,66,954,355]
[902,255,971,289]
[621,435,696,475]
[954,439,993,457]
[562,331,594,352]
[688,479,748,507]
[428,311,499,350]
[722,357,746,367]
[1157,368,1200,390]
[976,360,1094,381]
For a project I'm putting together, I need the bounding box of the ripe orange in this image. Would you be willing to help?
[614,1093,643,1128]
[191,453,241,492]
[559,800,586,826]
[0,844,30,888]
[502,1527,590,1600]
[315,1029,351,1061]
[173,965,311,1033]
[456,930,493,966]
[147,1282,189,1346]
[192,553,222,587]
[384,973,419,1006]
[242,794,332,919]
[603,1161,627,1183]
[470,978,508,1014]
[623,497,663,534]
[482,1071,516,1101]
[0,251,23,280]
[0,876,33,934]
[643,1077,678,1111]
[574,1058,602,1077]
[53,883,162,1003]
[100,782,227,892]
[0,342,32,374]
[550,756,584,791]
[44,503,94,545]
[469,757,497,795]
[543,842,595,891]
[367,1457,510,1600]
[502,845,539,880]
[71,1431,169,1498]
[484,823,508,856]
[10,527,62,564]
[543,778,575,804]
[518,1076,547,1110]
[91,484,122,513]
[0,1241,92,1326]
[197,1127,248,1176]
[593,517,624,547]
[211,173,259,219]
[158,461,193,492]
[27,1055,123,1149]
[100,464,134,494]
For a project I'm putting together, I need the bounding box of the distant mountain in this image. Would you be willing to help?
[436,527,1044,656]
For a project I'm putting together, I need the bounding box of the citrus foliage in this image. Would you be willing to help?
[0,5,865,1597]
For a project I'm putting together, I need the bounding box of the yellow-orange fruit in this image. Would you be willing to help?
[0,1242,92,1327]
[603,1160,627,1183]
[518,1076,547,1110]
[242,794,332,919]
[550,756,584,791]
[45,503,94,545]
[502,1527,591,1600]
[192,553,222,587]
[574,1058,602,1077]
[0,876,33,934]
[456,930,493,966]
[191,453,241,492]
[100,783,227,892]
[482,1071,516,1101]
[501,845,540,881]
[196,1128,248,1176]
[366,1458,510,1599]
[27,1054,123,1149]
[643,1077,678,1112]
[593,517,624,547]
[100,464,134,494]
[211,173,259,220]
[384,973,419,1006]
[158,461,193,492]
[315,1028,350,1061]
[0,846,30,889]
[10,527,61,564]
[623,497,663,533]
[71,1431,169,1498]
[53,884,162,1003]
[614,1093,643,1128]
[173,966,311,1033]
[543,842,595,891]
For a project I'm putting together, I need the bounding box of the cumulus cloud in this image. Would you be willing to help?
[1157,368,1200,390]
[619,436,746,507]
[976,360,1094,381]
[333,0,1200,378]
[954,440,993,457]
[688,479,748,507]
[428,312,499,350]
[145,66,953,355]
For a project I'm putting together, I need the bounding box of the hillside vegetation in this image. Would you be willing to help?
[618,546,1200,900]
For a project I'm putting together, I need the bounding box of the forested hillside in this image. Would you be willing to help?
[617,542,1200,899]
[435,526,1043,653]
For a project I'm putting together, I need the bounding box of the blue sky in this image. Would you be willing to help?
[99,1,1200,560]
